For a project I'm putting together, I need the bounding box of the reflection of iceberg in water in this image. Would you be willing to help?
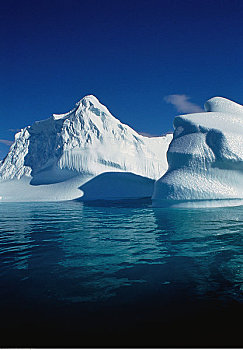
[0,203,65,273]
[0,201,242,347]
[0,202,67,310]
[152,207,243,301]
[58,202,165,302]
[0,204,33,272]
[153,97,243,208]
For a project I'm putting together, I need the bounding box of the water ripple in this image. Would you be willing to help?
[0,201,242,305]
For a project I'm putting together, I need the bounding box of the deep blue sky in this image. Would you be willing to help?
[1,0,243,158]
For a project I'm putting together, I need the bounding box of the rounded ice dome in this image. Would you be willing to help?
[204,96,243,114]
[153,97,243,208]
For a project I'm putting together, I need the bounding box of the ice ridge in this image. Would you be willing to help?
[0,95,172,201]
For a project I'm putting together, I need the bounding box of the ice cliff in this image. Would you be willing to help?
[0,95,172,201]
[153,97,243,208]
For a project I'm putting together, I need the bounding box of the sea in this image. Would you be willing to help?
[0,199,242,348]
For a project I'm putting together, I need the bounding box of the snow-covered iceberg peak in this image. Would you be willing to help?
[152,97,243,208]
[76,94,111,113]
[52,95,111,120]
[204,96,243,114]
[0,95,172,201]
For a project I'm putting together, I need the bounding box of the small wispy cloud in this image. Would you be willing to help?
[0,139,13,146]
[164,94,203,113]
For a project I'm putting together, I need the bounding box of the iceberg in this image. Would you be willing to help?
[152,97,243,208]
[0,95,172,201]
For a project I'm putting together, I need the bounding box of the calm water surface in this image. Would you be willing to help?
[0,200,242,347]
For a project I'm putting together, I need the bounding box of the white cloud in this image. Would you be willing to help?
[0,139,13,146]
[164,94,203,113]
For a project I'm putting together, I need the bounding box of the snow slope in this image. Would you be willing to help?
[0,95,172,201]
[153,97,243,208]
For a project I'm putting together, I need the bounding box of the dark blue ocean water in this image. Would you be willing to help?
[0,200,242,347]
